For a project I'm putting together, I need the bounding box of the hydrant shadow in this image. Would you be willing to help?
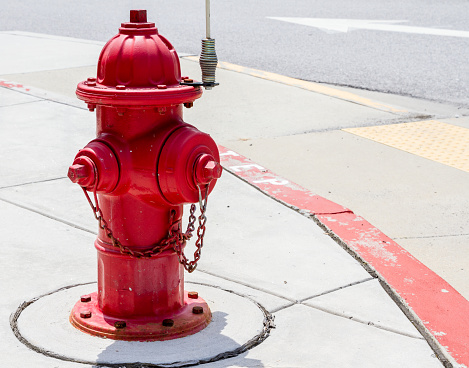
[92,311,266,368]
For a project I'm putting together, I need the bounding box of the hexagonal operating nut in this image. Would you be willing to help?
[203,161,222,181]
[67,157,96,188]
[195,154,222,185]
[68,164,87,182]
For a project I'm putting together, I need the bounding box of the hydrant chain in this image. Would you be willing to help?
[175,184,210,272]
[80,183,209,269]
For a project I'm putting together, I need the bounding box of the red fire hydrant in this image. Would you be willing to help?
[67,10,221,341]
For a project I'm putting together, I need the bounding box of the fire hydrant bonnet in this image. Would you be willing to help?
[76,10,201,107]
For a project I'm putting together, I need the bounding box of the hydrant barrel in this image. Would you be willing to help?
[68,10,220,341]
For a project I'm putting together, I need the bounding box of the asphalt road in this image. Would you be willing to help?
[1,0,469,106]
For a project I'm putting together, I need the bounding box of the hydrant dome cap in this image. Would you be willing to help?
[98,11,179,88]
[76,10,202,106]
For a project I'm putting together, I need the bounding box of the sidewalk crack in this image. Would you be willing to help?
[0,85,87,111]
[395,233,469,240]
[196,269,297,307]
[0,196,96,235]
[300,277,375,302]
[303,303,424,340]
[0,176,66,190]
[0,99,44,109]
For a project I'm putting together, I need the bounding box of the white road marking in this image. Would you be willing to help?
[220,150,240,157]
[229,164,265,172]
[253,178,289,186]
[268,17,469,38]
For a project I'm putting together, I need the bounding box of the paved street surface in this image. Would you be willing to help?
[0,30,468,367]
[1,0,468,106]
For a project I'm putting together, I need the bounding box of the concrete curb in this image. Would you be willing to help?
[219,146,468,368]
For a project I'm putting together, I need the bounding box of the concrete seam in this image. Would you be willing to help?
[299,277,375,301]
[269,286,425,340]
[197,268,296,306]
[0,176,66,190]
[0,64,97,75]
[0,196,96,235]
[394,233,469,240]
[218,111,435,140]
[269,302,298,314]
[302,303,424,340]
[0,99,44,109]
[29,94,87,111]
[0,84,87,111]
[289,114,435,135]
[0,31,105,45]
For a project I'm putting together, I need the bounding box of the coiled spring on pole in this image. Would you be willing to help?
[199,38,218,89]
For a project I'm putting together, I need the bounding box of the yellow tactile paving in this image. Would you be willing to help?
[343,120,469,173]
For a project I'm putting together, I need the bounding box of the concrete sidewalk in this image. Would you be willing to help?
[0,31,467,367]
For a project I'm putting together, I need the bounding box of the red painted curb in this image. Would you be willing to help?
[219,145,468,368]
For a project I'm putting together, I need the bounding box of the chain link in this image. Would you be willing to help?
[81,183,210,273]
[175,185,209,272]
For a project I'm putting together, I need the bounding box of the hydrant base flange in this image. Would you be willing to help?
[70,291,211,341]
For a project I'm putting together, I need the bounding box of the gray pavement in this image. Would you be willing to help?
[2,1,469,107]
[0,31,466,367]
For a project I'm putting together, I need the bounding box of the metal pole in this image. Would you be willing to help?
[199,0,218,88]
[205,0,211,39]
[205,0,210,38]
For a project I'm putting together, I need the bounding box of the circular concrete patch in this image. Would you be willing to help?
[12,282,273,366]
